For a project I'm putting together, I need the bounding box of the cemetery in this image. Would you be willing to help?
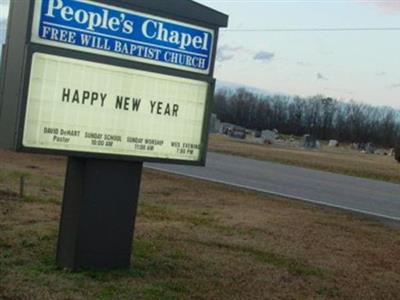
[210,115,394,158]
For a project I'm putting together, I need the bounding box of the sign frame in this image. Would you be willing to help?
[16,45,216,166]
[0,0,227,166]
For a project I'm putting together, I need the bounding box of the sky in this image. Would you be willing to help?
[197,0,400,108]
[0,0,399,108]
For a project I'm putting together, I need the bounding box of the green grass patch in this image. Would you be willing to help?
[22,194,60,204]
[190,239,328,278]
[0,169,32,183]
[142,281,189,300]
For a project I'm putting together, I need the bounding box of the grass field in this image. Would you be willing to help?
[208,134,400,184]
[1,150,400,299]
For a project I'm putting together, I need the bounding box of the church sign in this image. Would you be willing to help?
[0,0,228,271]
[0,0,227,165]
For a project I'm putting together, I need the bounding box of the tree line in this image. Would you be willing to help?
[213,88,400,148]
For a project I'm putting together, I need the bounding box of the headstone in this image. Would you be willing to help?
[359,143,376,154]
[358,143,366,151]
[302,134,317,148]
[209,114,221,134]
[328,140,339,147]
[261,130,277,144]
[365,143,376,154]
[220,122,235,135]
[230,126,246,139]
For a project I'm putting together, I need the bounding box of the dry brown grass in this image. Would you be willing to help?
[1,150,400,299]
[208,134,400,183]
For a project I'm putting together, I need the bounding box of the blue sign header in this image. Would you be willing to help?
[32,0,215,74]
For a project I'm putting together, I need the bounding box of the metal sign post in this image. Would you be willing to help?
[0,0,228,270]
[57,158,143,270]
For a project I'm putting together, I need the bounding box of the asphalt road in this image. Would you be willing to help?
[147,152,400,222]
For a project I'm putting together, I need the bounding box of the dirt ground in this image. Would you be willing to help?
[208,134,400,183]
[1,150,400,299]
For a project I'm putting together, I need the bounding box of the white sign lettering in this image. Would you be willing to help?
[31,0,214,74]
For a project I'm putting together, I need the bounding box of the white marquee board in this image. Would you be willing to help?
[23,53,209,161]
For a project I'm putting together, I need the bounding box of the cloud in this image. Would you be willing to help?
[359,0,400,13]
[376,71,387,76]
[390,83,400,89]
[216,51,234,62]
[297,61,312,67]
[317,73,328,80]
[217,46,276,64]
[216,45,242,63]
[375,2,400,13]
[253,51,275,62]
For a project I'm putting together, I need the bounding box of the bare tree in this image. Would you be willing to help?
[214,88,400,147]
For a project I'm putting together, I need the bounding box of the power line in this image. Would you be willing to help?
[202,0,400,2]
[222,27,400,32]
